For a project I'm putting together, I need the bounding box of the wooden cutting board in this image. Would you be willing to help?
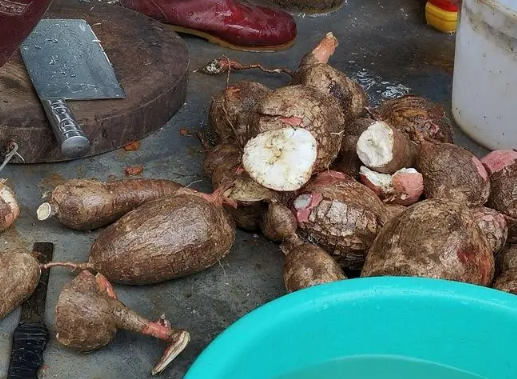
[0,0,189,163]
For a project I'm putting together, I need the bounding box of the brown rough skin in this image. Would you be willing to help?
[292,171,388,271]
[55,270,189,375]
[205,144,281,232]
[470,207,507,254]
[361,200,494,286]
[89,189,235,285]
[291,63,367,120]
[487,162,517,242]
[385,204,407,223]
[0,251,40,320]
[496,244,517,273]
[0,180,20,232]
[248,85,345,173]
[43,178,183,230]
[416,142,490,206]
[493,269,517,294]
[283,242,346,293]
[331,118,374,179]
[209,81,271,147]
[376,95,453,143]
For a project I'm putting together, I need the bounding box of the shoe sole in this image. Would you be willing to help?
[168,25,296,52]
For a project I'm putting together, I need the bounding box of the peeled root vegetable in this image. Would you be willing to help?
[37,178,183,230]
[376,95,453,143]
[45,188,235,285]
[292,33,367,120]
[359,166,423,206]
[0,180,19,232]
[0,251,40,320]
[331,118,375,179]
[261,200,345,292]
[55,270,189,375]
[482,152,517,242]
[292,171,388,271]
[243,84,345,191]
[470,207,507,254]
[361,200,494,286]
[208,81,271,146]
[356,121,417,174]
[416,141,490,206]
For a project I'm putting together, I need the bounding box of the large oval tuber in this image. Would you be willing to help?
[0,180,20,232]
[416,141,490,206]
[37,178,183,230]
[208,81,271,146]
[243,84,345,191]
[87,189,235,285]
[376,95,453,143]
[292,170,388,271]
[361,200,494,286]
[55,270,189,375]
[0,251,40,320]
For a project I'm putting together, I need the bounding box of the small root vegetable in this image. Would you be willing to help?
[356,121,417,174]
[292,33,367,120]
[45,188,235,285]
[359,167,423,206]
[0,180,20,232]
[208,81,271,146]
[416,141,490,206]
[361,200,494,286]
[375,95,453,143]
[292,170,388,271]
[470,207,507,254]
[331,118,375,179]
[244,84,345,190]
[37,178,183,230]
[493,269,517,294]
[0,251,40,320]
[55,270,189,375]
[261,200,346,292]
[283,237,346,293]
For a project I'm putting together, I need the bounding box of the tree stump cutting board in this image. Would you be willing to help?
[0,0,189,163]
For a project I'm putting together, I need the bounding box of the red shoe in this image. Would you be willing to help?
[120,0,297,52]
[0,0,53,68]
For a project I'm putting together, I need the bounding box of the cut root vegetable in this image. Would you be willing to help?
[0,251,40,320]
[359,166,423,206]
[361,199,494,286]
[356,121,417,174]
[38,178,183,230]
[481,150,517,176]
[55,270,189,375]
[0,180,20,232]
[243,127,318,191]
[376,95,453,143]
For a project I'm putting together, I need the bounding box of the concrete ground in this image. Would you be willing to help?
[0,0,486,378]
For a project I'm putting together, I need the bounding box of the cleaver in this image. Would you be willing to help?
[20,19,125,159]
[7,242,54,379]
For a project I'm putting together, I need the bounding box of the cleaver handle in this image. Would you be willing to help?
[41,99,91,159]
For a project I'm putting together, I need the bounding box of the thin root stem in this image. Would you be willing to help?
[195,56,293,77]
[41,261,95,271]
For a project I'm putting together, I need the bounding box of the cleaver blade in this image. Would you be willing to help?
[20,19,126,159]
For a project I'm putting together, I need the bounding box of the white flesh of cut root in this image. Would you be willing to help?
[356,121,394,169]
[242,127,318,191]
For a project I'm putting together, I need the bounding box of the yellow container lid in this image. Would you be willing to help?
[425,0,458,33]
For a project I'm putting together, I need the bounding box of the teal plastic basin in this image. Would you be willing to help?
[184,277,517,379]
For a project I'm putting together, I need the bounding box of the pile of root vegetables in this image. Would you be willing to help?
[2,31,517,375]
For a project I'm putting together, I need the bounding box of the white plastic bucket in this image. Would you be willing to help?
[452,0,517,150]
